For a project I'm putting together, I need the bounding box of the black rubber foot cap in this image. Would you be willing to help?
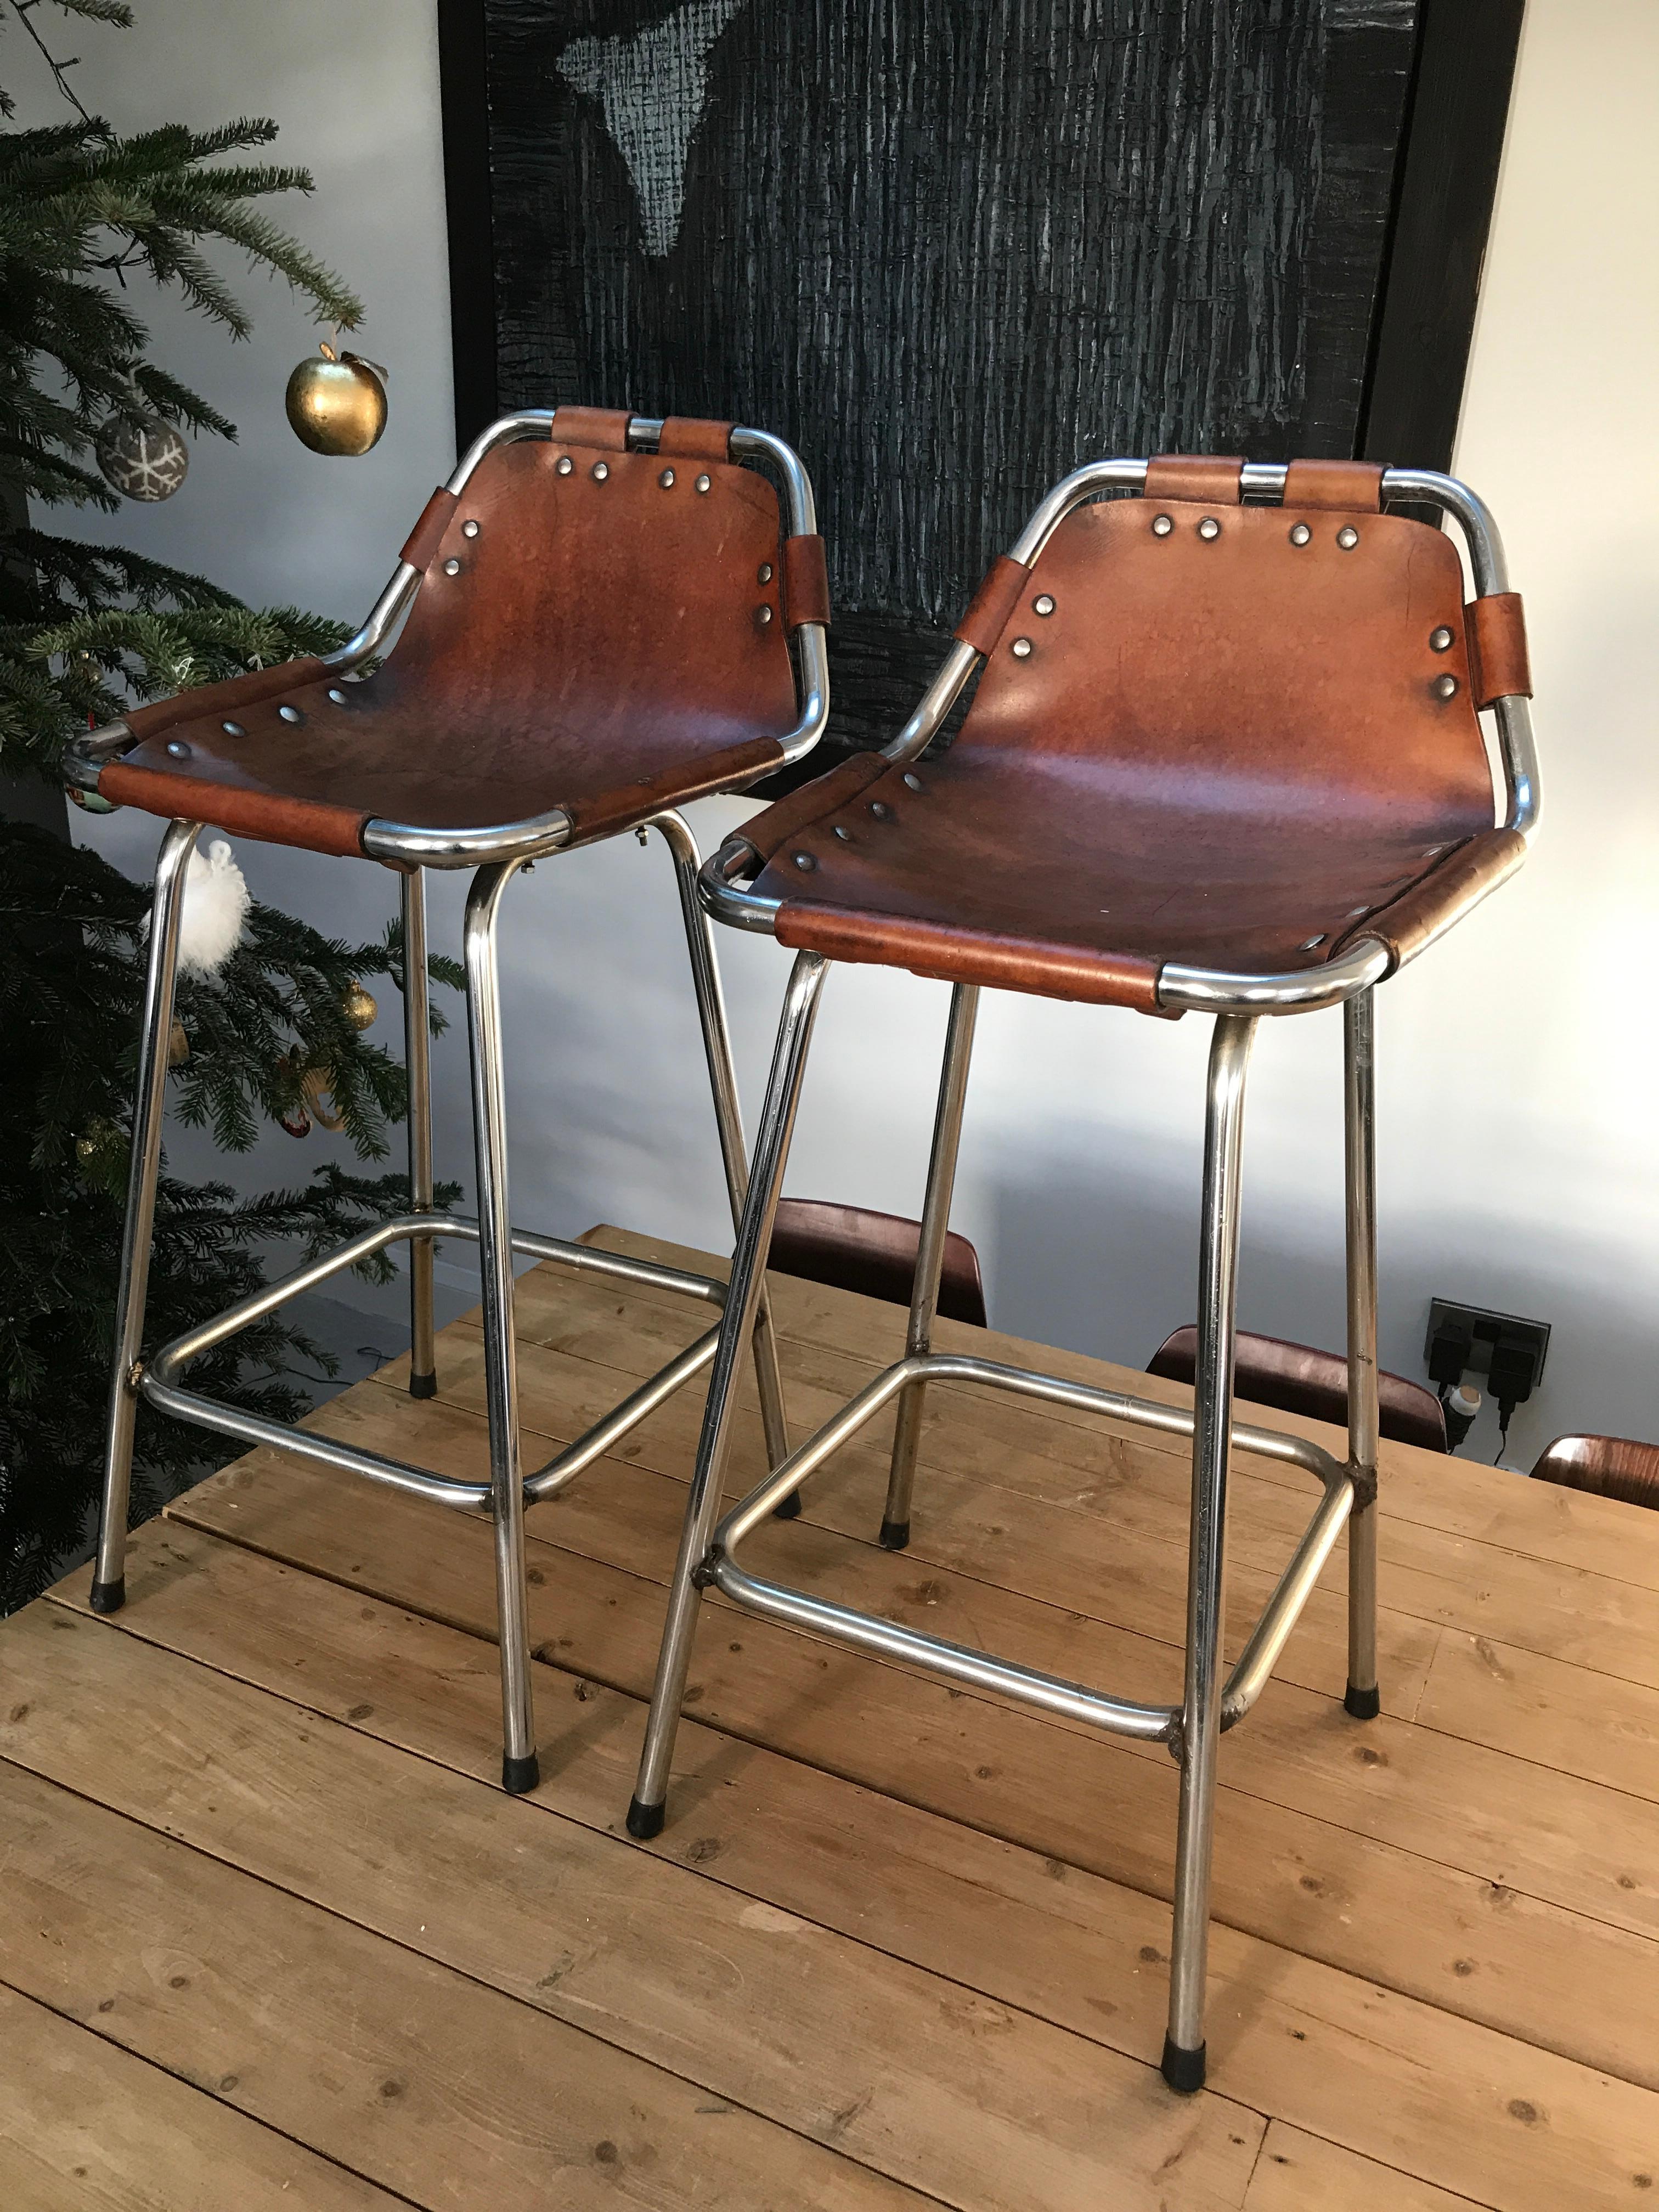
[501,1750,540,1795]
[409,1370,437,1401]
[878,1517,911,1552]
[1161,2035,1206,2094]
[88,1575,125,1615]
[1344,1681,1381,1720]
[627,1794,666,1840]
[771,1490,801,1521]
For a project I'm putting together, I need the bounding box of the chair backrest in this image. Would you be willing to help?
[379,408,812,770]
[1147,1324,1448,1453]
[770,1200,987,1328]
[1531,1433,1659,1510]
[956,455,1506,850]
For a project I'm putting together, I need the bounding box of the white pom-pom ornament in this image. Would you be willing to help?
[176,840,250,977]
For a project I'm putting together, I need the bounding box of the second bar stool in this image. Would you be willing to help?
[625,450,1538,2092]
[68,403,830,1795]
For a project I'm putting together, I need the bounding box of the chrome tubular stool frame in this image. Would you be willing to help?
[70,407,831,1795]
[626,455,1539,2091]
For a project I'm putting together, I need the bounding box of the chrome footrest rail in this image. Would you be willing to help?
[142,1210,726,1515]
[705,1350,1356,1742]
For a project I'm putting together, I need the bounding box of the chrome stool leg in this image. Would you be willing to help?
[91,819,204,1614]
[402,867,438,1401]
[1343,986,1381,1720]
[653,812,794,1505]
[463,860,538,1793]
[881,982,980,1549]
[629,950,831,1837]
[1164,1012,1257,2094]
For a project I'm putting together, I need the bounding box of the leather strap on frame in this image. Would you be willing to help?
[1282,459,1384,512]
[775,901,1177,1018]
[1143,455,1244,506]
[399,486,458,572]
[98,762,369,859]
[1351,828,1527,972]
[658,415,732,462]
[955,555,1030,654]
[122,657,328,744]
[1465,592,1532,706]
[561,735,785,845]
[550,404,633,451]
[782,533,832,630]
[742,751,889,861]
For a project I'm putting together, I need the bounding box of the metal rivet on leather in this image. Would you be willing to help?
[758,561,773,584]
[1347,906,1370,918]
[903,772,923,791]
[792,851,816,870]
[659,467,675,488]
[1430,625,1454,651]
[755,605,774,628]
[443,557,461,575]
[695,473,712,493]
[591,460,609,482]
[555,455,573,476]
[1197,516,1221,541]
[1337,526,1359,550]
[166,740,190,758]
[1034,594,1055,616]
[1151,514,1174,537]
[1011,636,1033,658]
[1289,522,1311,546]
[278,704,304,724]
[1423,843,1447,857]
[220,720,244,737]
[833,825,853,841]
[326,687,348,705]
[1300,934,1327,951]
[869,800,893,820]
[1434,673,1459,699]
[462,520,480,539]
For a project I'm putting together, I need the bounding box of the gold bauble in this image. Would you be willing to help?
[342,979,377,1031]
[285,341,387,456]
[167,1017,189,1066]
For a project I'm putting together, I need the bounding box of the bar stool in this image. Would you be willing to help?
[67,403,830,1794]
[624,452,1538,2091]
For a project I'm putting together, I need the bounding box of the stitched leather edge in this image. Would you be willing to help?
[659,416,733,462]
[775,901,1176,1017]
[955,556,1031,654]
[1282,459,1384,512]
[99,762,368,858]
[122,657,329,744]
[782,533,832,630]
[399,486,458,572]
[1466,592,1532,706]
[1144,455,1245,506]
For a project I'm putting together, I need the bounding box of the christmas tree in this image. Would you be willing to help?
[0,0,458,1612]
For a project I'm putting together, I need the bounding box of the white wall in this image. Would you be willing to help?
[40,0,1659,1463]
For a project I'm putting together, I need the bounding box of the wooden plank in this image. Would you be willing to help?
[583,1225,1659,1596]
[0,1979,399,2212]
[0,1601,1260,2212]
[44,1520,1659,2212]
[162,1439,1659,2099]
[1244,2125,1493,2211]
[1417,1629,1659,1803]
[0,1757,927,2212]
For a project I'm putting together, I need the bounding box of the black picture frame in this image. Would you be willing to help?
[436,0,1524,475]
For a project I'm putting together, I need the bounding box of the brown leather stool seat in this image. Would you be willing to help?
[1147,1325,1448,1453]
[1531,1433,1659,1510]
[770,1199,987,1327]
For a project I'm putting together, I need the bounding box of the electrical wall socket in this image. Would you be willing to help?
[1424,1298,1550,1397]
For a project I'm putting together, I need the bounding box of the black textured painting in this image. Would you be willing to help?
[481,1,1419,753]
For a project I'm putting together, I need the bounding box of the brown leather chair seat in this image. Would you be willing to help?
[97,411,821,857]
[1147,1325,1448,1452]
[1531,1433,1659,1510]
[744,461,1522,1011]
[769,1199,986,1327]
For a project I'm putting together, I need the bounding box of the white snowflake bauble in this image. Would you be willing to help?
[96,410,189,501]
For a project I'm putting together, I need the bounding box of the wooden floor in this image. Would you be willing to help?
[4,1228,1659,2210]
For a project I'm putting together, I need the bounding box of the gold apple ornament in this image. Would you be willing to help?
[285,337,388,456]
